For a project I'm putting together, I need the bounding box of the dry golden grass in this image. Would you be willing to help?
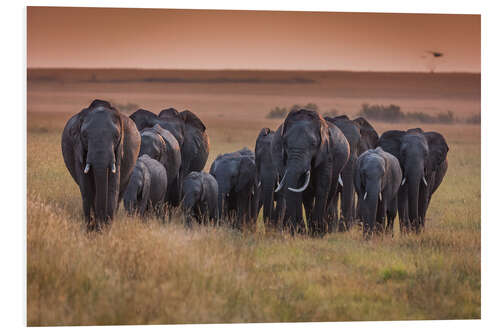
[27,71,480,325]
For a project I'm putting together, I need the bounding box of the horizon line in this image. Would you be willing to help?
[27,67,481,74]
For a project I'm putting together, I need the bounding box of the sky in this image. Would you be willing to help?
[27,7,480,72]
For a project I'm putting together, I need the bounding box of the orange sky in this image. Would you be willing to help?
[27,7,480,72]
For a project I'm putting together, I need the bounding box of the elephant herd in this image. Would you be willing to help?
[62,100,449,238]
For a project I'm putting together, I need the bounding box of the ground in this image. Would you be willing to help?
[27,69,480,325]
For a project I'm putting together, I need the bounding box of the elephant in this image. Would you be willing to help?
[255,128,282,229]
[61,99,141,230]
[139,124,182,207]
[129,107,210,179]
[209,148,259,230]
[378,128,449,233]
[123,154,168,218]
[354,147,402,237]
[272,109,350,236]
[181,171,219,227]
[324,115,362,231]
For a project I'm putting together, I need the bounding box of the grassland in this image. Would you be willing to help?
[27,70,480,325]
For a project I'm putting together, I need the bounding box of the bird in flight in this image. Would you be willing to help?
[427,51,444,58]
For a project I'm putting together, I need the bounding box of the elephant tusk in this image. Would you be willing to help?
[275,170,287,192]
[111,163,116,174]
[401,177,406,186]
[363,192,367,200]
[84,163,91,174]
[258,181,261,188]
[422,176,428,186]
[379,192,382,201]
[289,170,311,193]
[338,175,343,187]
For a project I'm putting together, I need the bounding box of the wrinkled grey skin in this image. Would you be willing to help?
[139,124,181,207]
[354,147,402,238]
[255,128,281,229]
[209,148,259,230]
[271,110,350,236]
[378,128,449,233]
[123,154,168,218]
[324,115,362,231]
[130,108,209,179]
[61,100,140,231]
[181,171,219,227]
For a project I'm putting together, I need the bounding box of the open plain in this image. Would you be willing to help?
[27,69,480,325]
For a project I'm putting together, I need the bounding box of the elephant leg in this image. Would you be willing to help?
[417,182,430,233]
[107,172,120,223]
[386,196,398,237]
[274,193,285,231]
[375,198,386,235]
[311,168,332,237]
[398,185,409,235]
[302,191,314,235]
[79,175,94,229]
[339,162,355,231]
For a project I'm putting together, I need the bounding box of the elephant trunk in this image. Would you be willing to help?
[362,180,381,237]
[93,166,109,224]
[406,166,423,231]
[282,166,307,233]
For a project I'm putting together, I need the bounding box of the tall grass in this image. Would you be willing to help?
[27,112,480,325]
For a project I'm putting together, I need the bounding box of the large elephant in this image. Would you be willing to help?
[255,128,281,229]
[158,108,210,178]
[61,99,141,230]
[129,107,210,179]
[139,124,182,207]
[272,109,350,236]
[181,171,219,227]
[209,148,259,230]
[378,128,449,233]
[123,154,168,218]
[354,147,402,237]
[324,115,362,231]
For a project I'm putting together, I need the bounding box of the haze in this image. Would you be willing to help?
[27,7,480,72]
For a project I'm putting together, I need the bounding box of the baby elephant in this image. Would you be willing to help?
[123,154,168,218]
[354,147,402,237]
[181,171,219,227]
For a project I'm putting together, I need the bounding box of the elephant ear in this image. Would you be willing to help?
[129,108,158,131]
[68,111,87,165]
[89,99,112,109]
[139,160,151,215]
[424,132,449,172]
[150,124,170,164]
[158,107,180,119]
[353,117,379,150]
[378,130,405,162]
[181,110,206,132]
[236,157,256,193]
[407,128,424,134]
[271,124,285,175]
[119,113,141,187]
[314,117,331,168]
